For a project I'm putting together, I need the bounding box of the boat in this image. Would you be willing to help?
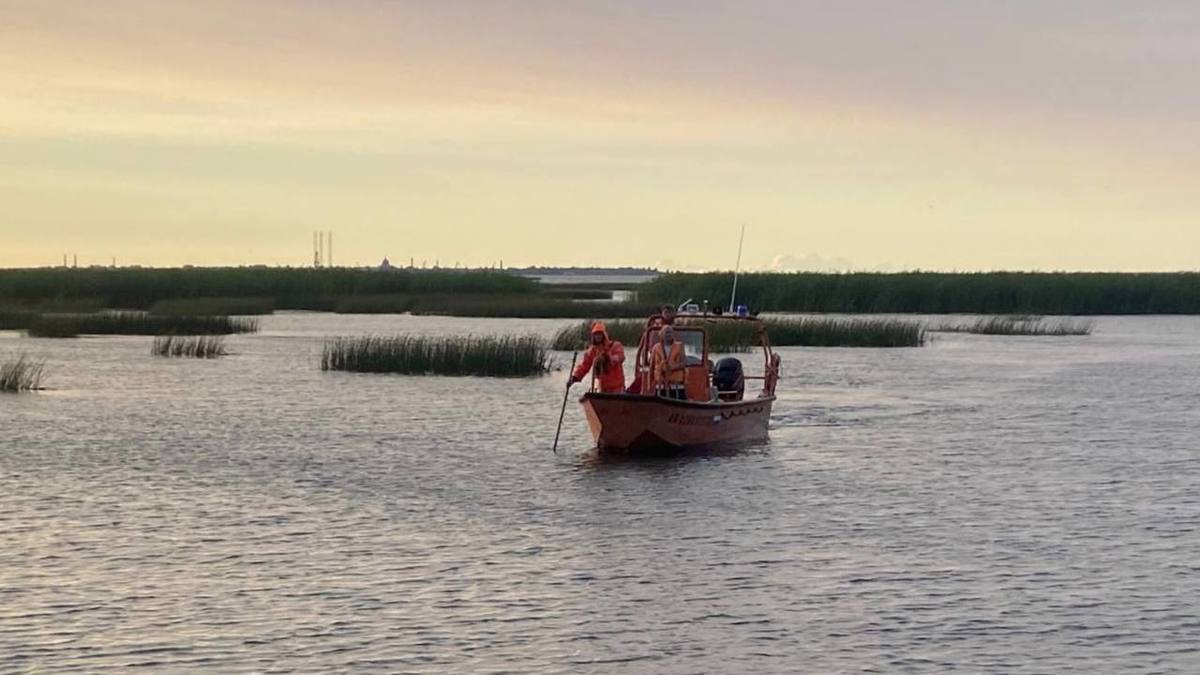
[579,310,781,452]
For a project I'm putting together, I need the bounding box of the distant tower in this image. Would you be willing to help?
[313,232,320,267]
[327,231,333,268]
[73,254,77,268]
[63,254,67,267]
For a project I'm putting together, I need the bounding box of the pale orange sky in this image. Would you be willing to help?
[1,0,1197,270]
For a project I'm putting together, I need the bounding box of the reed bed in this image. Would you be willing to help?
[0,268,537,309]
[322,335,550,377]
[26,312,259,338]
[644,271,1200,315]
[152,335,228,358]
[0,309,36,331]
[1,355,45,392]
[551,317,926,350]
[149,297,275,316]
[930,316,1094,336]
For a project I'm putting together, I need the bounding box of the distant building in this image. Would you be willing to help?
[379,257,393,270]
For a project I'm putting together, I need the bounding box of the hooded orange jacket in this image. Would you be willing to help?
[573,322,626,393]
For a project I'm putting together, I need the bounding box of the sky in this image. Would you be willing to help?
[1,0,1197,271]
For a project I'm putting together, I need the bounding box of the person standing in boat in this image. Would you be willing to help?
[570,322,626,393]
[633,329,662,395]
[651,325,687,400]
[660,304,676,326]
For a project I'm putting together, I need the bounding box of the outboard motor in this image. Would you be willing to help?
[713,357,745,402]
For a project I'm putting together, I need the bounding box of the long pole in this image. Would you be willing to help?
[729,224,746,312]
[552,351,579,454]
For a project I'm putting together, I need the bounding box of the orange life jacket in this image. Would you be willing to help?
[651,340,686,386]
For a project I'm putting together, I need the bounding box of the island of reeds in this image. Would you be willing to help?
[1,355,45,392]
[929,316,1094,336]
[152,335,228,358]
[322,335,550,377]
[25,312,258,338]
[551,317,926,351]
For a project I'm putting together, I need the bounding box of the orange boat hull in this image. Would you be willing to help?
[580,392,773,452]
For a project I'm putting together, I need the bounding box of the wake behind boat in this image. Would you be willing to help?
[575,308,781,453]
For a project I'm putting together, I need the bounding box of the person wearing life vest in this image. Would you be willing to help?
[651,325,687,400]
[569,322,626,393]
[630,329,662,395]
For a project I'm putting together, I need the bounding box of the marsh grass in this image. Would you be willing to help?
[152,335,228,358]
[931,316,1094,336]
[645,271,1200,315]
[149,297,275,316]
[0,309,36,331]
[551,316,926,350]
[321,335,550,377]
[26,312,259,338]
[0,267,537,309]
[1,355,45,392]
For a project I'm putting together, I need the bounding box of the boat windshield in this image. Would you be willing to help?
[675,328,705,364]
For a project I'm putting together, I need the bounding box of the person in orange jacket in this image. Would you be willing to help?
[650,325,687,399]
[570,322,626,393]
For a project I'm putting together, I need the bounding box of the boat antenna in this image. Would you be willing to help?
[729,224,746,312]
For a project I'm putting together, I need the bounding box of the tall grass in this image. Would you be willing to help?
[26,312,259,338]
[644,271,1200,315]
[152,335,228,358]
[0,309,36,331]
[149,297,275,315]
[321,335,550,376]
[0,268,537,309]
[551,317,926,350]
[1,355,45,392]
[931,316,1094,336]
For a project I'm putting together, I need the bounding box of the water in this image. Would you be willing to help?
[2,314,1199,673]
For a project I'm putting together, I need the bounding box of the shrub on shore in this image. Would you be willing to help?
[321,335,550,377]
[1,355,45,392]
[26,312,259,338]
[152,335,228,358]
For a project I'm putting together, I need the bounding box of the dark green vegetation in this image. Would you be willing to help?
[0,310,36,331]
[152,335,228,358]
[644,272,1200,314]
[551,317,926,351]
[322,335,550,377]
[149,297,275,315]
[333,294,656,318]
[1,355,45,392]
[0,268,536,310]
[755,317,926,348]
[931,316,1094,336]
[26,312,258,338]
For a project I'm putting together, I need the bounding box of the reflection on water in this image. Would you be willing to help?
[3,314,1200,672]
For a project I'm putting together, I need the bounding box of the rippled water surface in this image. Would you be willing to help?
[3,314,1199,673]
